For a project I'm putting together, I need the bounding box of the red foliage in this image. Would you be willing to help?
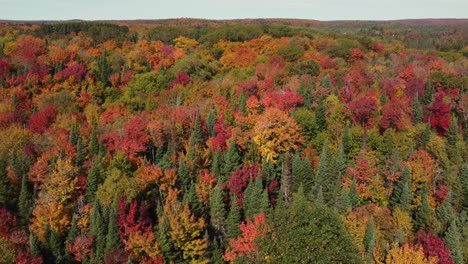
[347,96,378,129]
[168,71,190,89]
[399,64,416,81]
[223,165,260,208]
[54,63,86,81]
[0,60,10,79]
[350,48,365,61]
[417,231,454,264]
[381,99,407,131]
[14,248,43,264]
[0,207,17,238]
[118,198,152,237]
[223,213,268,262]
[260,88,303,112]
[211,114,232,152]
[426,90,451,135]
[28,106,57,134]
[68,235,94,261]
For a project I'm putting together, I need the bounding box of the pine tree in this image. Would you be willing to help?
[446,118,460,161]
[177,158,190,192]
[412,96,423,123]
[292,152,313,193]
[460,165,468,210]
[75,138,85,167]
[390,165,412,213]
[422,81,435,106]
[0,158,12,205]
[364,217,376,261]
[314,99,327,132]
[394,228,404,246]
[243,176,263,220]
[206,109,217,137]
[349,179,359,208]
[260,189,270,215]
[315,186,324,206]
[420,123,432,147]
[90,199,106,263]
[209,184,226,240]
[435,194,455,232]
[18,174,32,225]
[414,184,433,232]
[444,218,463,264]
[211,150,223,182]
[223,141,240,178]
[49,230,65,264]
[69,122,79,146]
[88,126,99,156]
[342,125,351,155]
[314,141,330,202]
[336,188,351,214]
[86,157,104,203]
[238,94,247,114]
[185,184,203,217]
[67,216,79,245]
[226,195,241,239]
[106,197,120,251]
[190,113,203,147]
[30,233,42,257]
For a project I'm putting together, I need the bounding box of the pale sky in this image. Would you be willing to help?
[1,0,467,21]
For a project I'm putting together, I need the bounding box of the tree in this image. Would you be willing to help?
[291,152,313,193]
[222,141,240,179]
[347,96,377,148]
[417,231,455,264]
[226,195,241,240]
[385,244,438,264]
[209,184,226,241]
[243,175,263,220]
[253,108,303,162]
[18,174,32,225]
[427,90,451,136]
[444,218,463,264]
[390,166,412,213]
[364,217,376,262]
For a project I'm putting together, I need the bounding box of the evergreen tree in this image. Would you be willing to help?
[0,158,12,206]
[67,216,79,245]
[30,233,42,257]
[291,152,313,193]
[177,158,190,192]
[342,125,351,155]
[243,176,263,220]
[49,230,65,264]
[88,126,99,156]
[209,184,226,240]
[394,228,404,246]
[157,214,180,262]
[223,141,240,179]
[460,165,468,210]
[69,122,79,146]
[336,188,351,214]
[190,113,203,147]
[206,109,217,137]
[435,194,455,232]
[75,138,85,167]
[444,218,463,264]
[90,199,106,263]
[315,186,324,206]
[412,96,423,123]
[390,165,412,213]
[414,184,434,232]
[446,118,460,161]
[314,141,331,202]
[106,197,120,251]
[364,217,376,261]
[422,81,435,106]
[226,195,241,239]
[259,189,270,215]
[185,184,203,217]
[420,123,432,147]
[349,179,360,208]
[18,174,32,225]
[314,99,327,132]
[86,157,104,202]
[211,150,223,182]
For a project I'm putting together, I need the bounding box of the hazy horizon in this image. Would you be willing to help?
[1,0,467,21]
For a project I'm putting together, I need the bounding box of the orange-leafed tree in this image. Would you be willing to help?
[385,243,438,264]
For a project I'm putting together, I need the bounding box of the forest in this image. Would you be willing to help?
[0,19,466,263]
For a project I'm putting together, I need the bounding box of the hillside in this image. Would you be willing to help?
[0,20,466,263]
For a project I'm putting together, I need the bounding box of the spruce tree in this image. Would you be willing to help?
[190,113,203,147]
[18,174,32,225]
[75,138,85,167]
[349,179,360,208]
[364,217,376,261]
[106,197,120,251]
[69,122,79,146]
[414,184,433,232]
[67,216,79,245]
[177,158,190,192]
[211,150,223,182]
[291,152,313,193]
[185,184,203,217]
[422,81,435,106]
[206,109,217,137]
[0,158,11,206]
[314,99,327,132]
[209,184,226,240]
[342,125,351,155]
[336,188,351,214]
[260,189,270,215]
[223,141,240,179]
[90,199,106,263]
[226,195,241,239]
[30,233,42,258]
[390,165,412,213]
[88,126,99,156]
[243,176,263,220]
[86,157,104,203]
[444,218,463,264]
[412,96,423,123]
[49,230,65,264]
[314,141,330,202]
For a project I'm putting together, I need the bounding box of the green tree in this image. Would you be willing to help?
[226,195,241,239]
[223,141,240,179]
[444,218,463,264]
[106,197,120,252]
[209,184,226,243]
[364,217,376,262]
[90,199,106,263]
[18,174,32,225]
[243,176,263,220]
[390,166,412,213]
[292,152,313,193]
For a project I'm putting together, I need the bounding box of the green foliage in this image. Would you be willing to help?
[291,152,313,193]
[226,195,241,239]
[390,166,412,213]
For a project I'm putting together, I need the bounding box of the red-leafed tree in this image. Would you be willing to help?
[224,165,259,208]
[54,63,86,81]
[14,248,43,264]
[28,106,57,134]
[168,71,190,89]
[0,208,16,238]
[259,88,303,112]
[223,213,269,262]
[211,114,231,152]
[381,99,410,131]
[417,231,455,264]
[426,90,451,135]
[68,235,94,262]
[348,95,378,147]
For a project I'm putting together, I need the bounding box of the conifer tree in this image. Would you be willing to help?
[223,141,240,178]
[30,233,42,258]
[75,138,85,167]
[364,217,376,262]
[18,174,32,225]
[106,197,120,252]
[412,96,423,123]
[314,141,330,202]
[314,99,327,132]
[336,188,351,214]
[211,150,223,182]
[177,158,190,192]
[206,109,216,137]
[243,176,263,220]
[66,216,79,245]
[390,165,412,213]
[69,122,79,146]
[414,184,434,232]
[342,125,351,155]
[90,199,106,263]
[349,179,359,208]
[292,152,313,193]
[209,184,226,241]
[86,157,104,203]
[88,126,99,156]
[422,81,435,106]
[226,195,241,239]
[444,218,463,264]
[190,113,203,147]
[0,159,12,205]
[49,229,65,264]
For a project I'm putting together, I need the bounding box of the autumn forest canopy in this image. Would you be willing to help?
[0,18,466,264]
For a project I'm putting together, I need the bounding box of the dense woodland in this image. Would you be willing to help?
[0,19,467,264]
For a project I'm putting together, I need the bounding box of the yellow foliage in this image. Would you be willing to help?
[391,207,413,239]
[252,108,303,162]
[174,36,199,50]
[0,124,32,157]
[385,244,438,264]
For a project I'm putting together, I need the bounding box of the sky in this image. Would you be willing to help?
[1,0,467,21]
